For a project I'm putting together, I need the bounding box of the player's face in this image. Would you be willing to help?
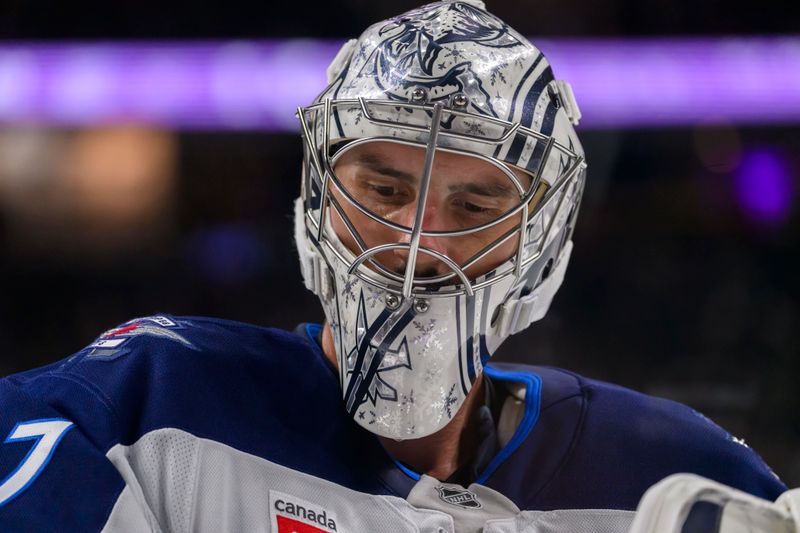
[330,141,532,282]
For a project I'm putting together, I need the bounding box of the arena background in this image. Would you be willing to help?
[0,0,797,486]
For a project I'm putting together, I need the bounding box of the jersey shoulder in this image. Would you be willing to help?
[575,369,784,495]
[2,315,336,453]
[0,316,391,527]
[484,362,785,511]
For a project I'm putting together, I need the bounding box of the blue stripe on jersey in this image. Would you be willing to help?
[391,458,422,482]
[477,365,542,484]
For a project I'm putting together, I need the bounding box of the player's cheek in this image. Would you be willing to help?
[329,203,364,256]
[461,224,521,278]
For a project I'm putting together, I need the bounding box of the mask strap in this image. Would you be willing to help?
[294,196,333,300]
[493,240,573,337]
[548,80,582,126]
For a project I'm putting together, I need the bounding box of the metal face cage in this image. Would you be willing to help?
[298,97,587,301]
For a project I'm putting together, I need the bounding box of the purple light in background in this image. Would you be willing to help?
[734,148,795,225]
[536,37,800,128]
[0,41,335,130]
[0,38,799,130]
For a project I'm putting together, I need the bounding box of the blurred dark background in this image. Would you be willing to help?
[1,0,799,37]
[0,0,797,487]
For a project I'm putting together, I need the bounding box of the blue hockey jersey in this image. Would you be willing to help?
[0,315,786,532]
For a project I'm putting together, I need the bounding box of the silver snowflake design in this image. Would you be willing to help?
[488,53,509,86]
[399,389,415,413]
[442,383,458,419]
[463,120,487,136]
[341,320,353,341]
[346,105,363,125]
[373,410,392,428]
[424,366,444,384]
[412,319,446,354]
[365,286,382,309]
[412,319,435,339]
[446,48,464,60]
[343,78,358,92]
[340,274,358,305]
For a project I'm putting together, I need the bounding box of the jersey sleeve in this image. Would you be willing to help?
[524,367,788,511]
[0,371,147,531]
[580,379,787,505]
[0,314,256,532]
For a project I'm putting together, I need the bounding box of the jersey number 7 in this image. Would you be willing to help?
[0,418,74,507]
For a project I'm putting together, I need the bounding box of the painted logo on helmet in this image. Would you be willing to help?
[355,2,526,118]
[341,290,417,419]
[344,290,412,406]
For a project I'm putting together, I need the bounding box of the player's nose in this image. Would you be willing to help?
[392,201,453,277]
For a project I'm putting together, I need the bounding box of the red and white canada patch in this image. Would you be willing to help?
[269,490,338,533]
[276,515,330,533]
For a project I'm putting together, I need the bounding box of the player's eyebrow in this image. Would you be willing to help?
[355,153,418,184]
[448,182,516,198]
[355,152,522,197]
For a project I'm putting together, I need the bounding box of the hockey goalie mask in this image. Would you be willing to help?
[295,0,587,439]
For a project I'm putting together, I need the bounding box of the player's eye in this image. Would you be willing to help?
[369,184,399,197]
[452,197,496,216]
[462,201,491,214]
[449,193,513,229]
[361,178,413,209]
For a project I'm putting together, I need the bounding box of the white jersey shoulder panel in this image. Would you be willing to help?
[101,428,636,533]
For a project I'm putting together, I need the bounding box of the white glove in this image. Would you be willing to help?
[628,473,799,533]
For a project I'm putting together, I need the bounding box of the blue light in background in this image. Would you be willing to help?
[184,224,269,285]
[734,148,795,226]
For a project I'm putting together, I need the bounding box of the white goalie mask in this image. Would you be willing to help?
[295,0,587,439]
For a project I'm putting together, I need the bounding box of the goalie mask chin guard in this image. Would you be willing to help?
[295,0,587,440]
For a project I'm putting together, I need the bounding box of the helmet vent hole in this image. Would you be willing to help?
[541,258,554,281]
[490,305,502,327]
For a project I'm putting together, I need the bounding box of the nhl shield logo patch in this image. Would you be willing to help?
[435,485,482,509]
